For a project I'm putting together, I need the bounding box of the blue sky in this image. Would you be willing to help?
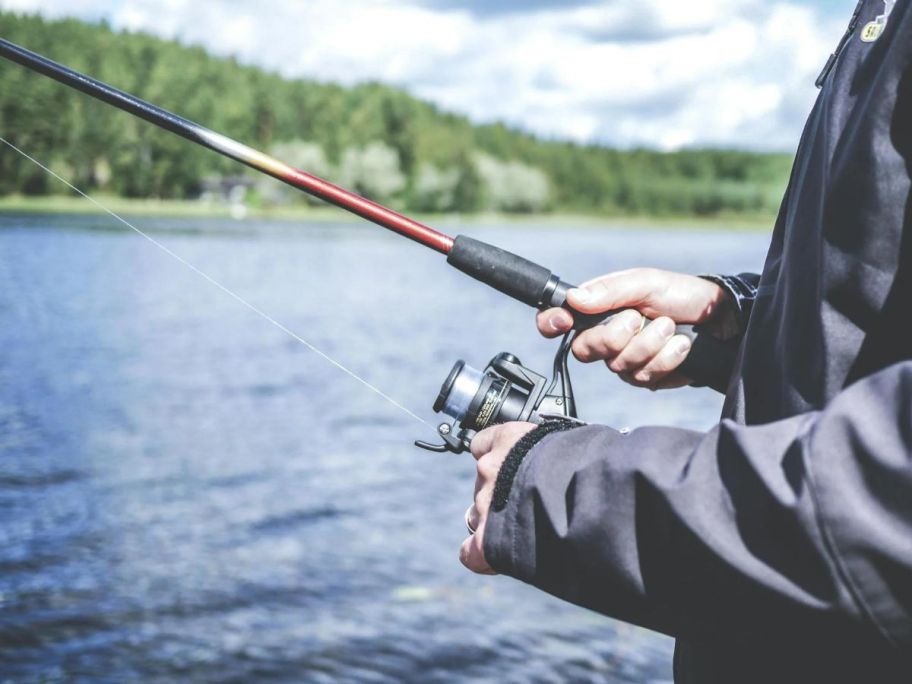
[0,0,858,150]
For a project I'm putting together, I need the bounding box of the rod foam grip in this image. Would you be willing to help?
[446,235,553,307]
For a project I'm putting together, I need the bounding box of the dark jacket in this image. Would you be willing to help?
[483,1,912,681]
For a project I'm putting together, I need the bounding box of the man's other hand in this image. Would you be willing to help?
[460,422,536,575]
[536,268,731,390]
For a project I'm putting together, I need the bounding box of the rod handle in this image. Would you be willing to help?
[446,235,736,393]
[446,235,553,307]
[578,313,736,393]
[549,280,737,392]
[674,324,737,393]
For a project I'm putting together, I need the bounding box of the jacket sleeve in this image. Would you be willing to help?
[483,361,912,649]
[690,273,760,392]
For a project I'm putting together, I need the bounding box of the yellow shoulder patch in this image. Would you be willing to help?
[861,19,885,42]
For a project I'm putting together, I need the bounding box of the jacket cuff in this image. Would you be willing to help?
[491,419,580,513]
[699,273,760,333]
[483,421,582,577]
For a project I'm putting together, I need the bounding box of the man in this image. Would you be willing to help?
[460,1,911,681]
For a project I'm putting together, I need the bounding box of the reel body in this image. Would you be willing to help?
[416,334,577,454]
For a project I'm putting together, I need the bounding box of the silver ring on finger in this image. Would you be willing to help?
[465,504,477,534]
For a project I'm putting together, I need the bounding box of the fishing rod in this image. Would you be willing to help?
[0,38,735,447]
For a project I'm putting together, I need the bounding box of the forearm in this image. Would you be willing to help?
[484,362,912,647]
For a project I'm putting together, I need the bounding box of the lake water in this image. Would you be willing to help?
[0,213,769,682]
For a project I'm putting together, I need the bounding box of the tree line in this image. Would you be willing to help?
[0,12,794,217]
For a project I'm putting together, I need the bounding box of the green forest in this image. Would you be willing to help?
[0,12,794,218]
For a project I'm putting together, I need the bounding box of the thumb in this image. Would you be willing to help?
[566,269,658,314]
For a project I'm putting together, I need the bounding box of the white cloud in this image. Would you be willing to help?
[0,0,852,150]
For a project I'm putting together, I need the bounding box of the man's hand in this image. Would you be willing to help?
[536,268,733,390]
[460,422,536,574]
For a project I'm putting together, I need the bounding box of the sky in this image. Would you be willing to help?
[0,0,858,151]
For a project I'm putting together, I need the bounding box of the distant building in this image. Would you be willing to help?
[198,176,254,219]
[198,176,254,204]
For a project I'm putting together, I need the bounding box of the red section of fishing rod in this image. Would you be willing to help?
[0,37,454,254]
[282,166,453,253]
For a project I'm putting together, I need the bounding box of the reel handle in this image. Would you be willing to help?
[447,235,736,393]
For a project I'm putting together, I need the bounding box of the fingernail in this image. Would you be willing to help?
[570,288,591,304]
[549,313,570,332]
[657,318,675,339]
[675,337,692,355]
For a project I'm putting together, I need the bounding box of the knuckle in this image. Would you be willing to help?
[647,316,668,334]
[635,366,667,386]
[646,338,688,375]
[643,320,673,348]
[608,357,628,373]
[655,352,681,373]
[627,267,650,284]
[595,325,631,359]
[649,358,673,374]
[473,424,498,454]
[476,455,497,480]
[593,278,613,295]
[643,267,663,282]
[571,339,592,362]
[623,308,644,329]
[634,341,661,362]
[599,327,627,355]
[615,337,645,364]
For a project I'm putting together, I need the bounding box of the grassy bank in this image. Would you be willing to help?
[0,195,775,231]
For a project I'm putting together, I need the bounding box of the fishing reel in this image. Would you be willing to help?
[415,334,578,454]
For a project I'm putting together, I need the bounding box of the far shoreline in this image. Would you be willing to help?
[0,195,775,232]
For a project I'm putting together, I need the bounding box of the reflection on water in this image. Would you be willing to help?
[0,214,768,682]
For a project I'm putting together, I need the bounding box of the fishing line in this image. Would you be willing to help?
[0,135,430,428]
[0,39,734,394]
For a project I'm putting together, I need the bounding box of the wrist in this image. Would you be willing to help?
[698,275,748,340]
[491,419,581,513]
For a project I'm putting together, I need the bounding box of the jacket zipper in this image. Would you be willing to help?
[815,0,867,88]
